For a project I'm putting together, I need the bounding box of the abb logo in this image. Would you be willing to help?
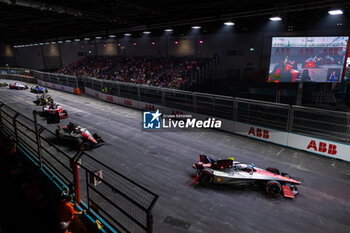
[172,110,184,115]
[106,95,113,101]
[145,104,155,111]
[124,100,132,106]
[307,140,337,155]
[248,127,269,139]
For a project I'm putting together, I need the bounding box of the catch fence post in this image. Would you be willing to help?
[13,113,20,140]
[33,110,44,167]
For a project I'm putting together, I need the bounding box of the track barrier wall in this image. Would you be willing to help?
[1,67,350,162]
[0,102,158,233]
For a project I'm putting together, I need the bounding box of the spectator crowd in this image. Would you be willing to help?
[58,56,208,89]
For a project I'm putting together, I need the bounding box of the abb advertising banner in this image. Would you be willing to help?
[287,133,350,161]
[233,122,289,146]
[37,79,75,94]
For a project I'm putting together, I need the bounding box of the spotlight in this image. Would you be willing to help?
[124,33,131,36]
[117,43,121,47]
[191,26,201,29]
[269,17,282,21]
[174,40,179,45]
[152,41,156,45]
[224,21,235,26]
[328,10,343,15]
[133,42,137,46]
[164,29,173,32]
[199,40,204,44]
[143,31,151,34]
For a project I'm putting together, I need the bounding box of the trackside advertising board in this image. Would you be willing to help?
[287,133,350,161]
[85,87,350,162]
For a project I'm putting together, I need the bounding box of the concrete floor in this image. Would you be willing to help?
[0,81,350,233]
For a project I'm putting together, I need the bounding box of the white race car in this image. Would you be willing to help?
[9,82,28,90]
[193,155,302,198]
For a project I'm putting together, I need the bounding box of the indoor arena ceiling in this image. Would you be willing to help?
[0,0,350,43]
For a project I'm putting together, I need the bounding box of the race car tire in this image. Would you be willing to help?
[266,167,281,175]
[56,129,60,138]
[266,181,282,196]
[76,138,84,150]
[93,133,101,140]
[198,170,213,184]
[62,110,68,117]
[47,112,60,124]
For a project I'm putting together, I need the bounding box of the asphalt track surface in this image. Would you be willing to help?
[1,80,350,233]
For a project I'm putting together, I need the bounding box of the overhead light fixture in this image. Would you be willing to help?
[65,39,72,43]
[328,9,343,15]
[224,21,235,26]
[84,38,90,41]
[109,35,116,38]
[34,43,38,46]
[39,43,44,45]
[74,38,80,42]
[95,36,102,39]
[143,31,151,34]
[44,42,50,45]
[124,33,131,36]
[58,41,63,44]
[191,26,201,29]
[51,41,56,44]
[269,17,282,21]
[164,29,173,32]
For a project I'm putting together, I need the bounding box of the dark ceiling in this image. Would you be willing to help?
[0,0,349,44]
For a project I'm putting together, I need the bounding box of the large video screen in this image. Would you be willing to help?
[268,36,349,83]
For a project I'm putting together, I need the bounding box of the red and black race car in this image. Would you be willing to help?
[56,122,104,150]
[42,103,68,123]
[193,155,302,198]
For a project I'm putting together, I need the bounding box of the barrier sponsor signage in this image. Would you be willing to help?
[287,133,349,161]
[233,122,288,145]
[37,79,75,94]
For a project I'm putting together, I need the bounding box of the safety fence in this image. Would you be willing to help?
[83,77,350,144]
[1,67,350,160]
[0,102,158,233]
[0,67,81,94]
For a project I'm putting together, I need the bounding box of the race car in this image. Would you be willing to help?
[9,82,28,90]
[42,103,68,123]
[304,56,322,68]
[0,82,8,87]
[193,155,302,198]
[34,93,54,106]
[30,85,48,94]
[56,122,104,149]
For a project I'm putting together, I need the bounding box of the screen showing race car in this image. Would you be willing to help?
[268,36,349,83]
